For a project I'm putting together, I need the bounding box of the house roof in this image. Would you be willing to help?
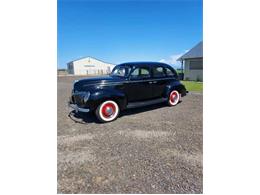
[177,41,203,61]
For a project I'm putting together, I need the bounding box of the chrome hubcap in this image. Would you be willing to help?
[105,107,113,115]
[170,91,178,104]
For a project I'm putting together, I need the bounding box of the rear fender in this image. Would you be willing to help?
[163,80,187,98]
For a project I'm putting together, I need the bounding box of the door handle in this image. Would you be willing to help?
[149,81,157,84]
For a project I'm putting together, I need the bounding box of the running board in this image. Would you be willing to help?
[127,98,167,109]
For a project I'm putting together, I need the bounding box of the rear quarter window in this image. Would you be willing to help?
[165,67,176,77]
[152,66,166,78]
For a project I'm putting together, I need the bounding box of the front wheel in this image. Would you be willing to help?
[95,100,120,123]
[168,90,180,106]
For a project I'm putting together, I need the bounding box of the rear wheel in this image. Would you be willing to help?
[95,100,120,122]
[168,90,180,106]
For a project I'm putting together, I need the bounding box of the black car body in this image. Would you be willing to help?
[69,62,187,122]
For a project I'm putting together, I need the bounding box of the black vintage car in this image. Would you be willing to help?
[69,62,187,122]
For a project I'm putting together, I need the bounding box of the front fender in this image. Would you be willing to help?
[88,88,127,111]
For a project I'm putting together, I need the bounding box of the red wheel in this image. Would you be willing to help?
[96,100,119,122]
[168,90,180,106]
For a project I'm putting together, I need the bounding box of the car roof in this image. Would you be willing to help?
[117,61,172,67]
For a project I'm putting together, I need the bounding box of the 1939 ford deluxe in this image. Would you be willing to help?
[69,62,187,123]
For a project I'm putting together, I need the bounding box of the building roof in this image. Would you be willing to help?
[177,41,203,61]
[68,56,115,65]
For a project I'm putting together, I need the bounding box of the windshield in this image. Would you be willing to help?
[110,66,130,77]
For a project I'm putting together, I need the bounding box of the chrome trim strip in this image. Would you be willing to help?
[81,78,176,87]
[124,77,175,83]
[69,103,90,113]
[73,91,88,95]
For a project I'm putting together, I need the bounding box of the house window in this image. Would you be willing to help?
[189,60,203,70]
[84,65,95,67]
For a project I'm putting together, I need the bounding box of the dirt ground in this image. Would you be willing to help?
[57,76,203,193]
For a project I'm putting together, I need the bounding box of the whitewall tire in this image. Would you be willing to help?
[168,90,180,106]
[95,100,120,122]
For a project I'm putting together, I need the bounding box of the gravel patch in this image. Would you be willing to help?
[117,129,172,139]
[58,133,94,146]
[58,150,95,164]
[57,76,203,193]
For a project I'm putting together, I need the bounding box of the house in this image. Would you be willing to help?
[178,41,203,81]
[57,69,68,76]
[67,56,115,75]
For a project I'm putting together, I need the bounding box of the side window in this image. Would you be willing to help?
[165,67,176,77]
[152,66,166,78]
[130,67,150,79]
[131,68,139,76]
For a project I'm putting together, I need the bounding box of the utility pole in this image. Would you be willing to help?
[181,60,184,74]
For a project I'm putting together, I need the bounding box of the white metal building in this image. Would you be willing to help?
[178,41,203,81]
[67,56,115,75]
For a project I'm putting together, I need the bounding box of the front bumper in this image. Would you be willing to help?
[68,102,90,113]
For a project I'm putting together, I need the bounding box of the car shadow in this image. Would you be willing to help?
[68,101,182,124]
[68,110,99,124]
[119,102,166,117]
[120,100,182,117]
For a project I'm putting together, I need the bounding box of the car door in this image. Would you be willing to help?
[150,65,169,98]
[124,65,153,102]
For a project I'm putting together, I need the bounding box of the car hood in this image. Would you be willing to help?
[73,75,125,91]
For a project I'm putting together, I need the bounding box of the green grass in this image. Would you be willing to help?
[176,69,183,74]
[181,81,203,92]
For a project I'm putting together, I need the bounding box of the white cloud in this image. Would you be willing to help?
[169,54,183,64]
[159,52,185,67]
[159,59,166,63]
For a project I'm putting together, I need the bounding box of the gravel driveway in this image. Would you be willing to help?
[57,76,203,193]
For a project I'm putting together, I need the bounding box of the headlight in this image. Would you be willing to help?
[83,92,90,103]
